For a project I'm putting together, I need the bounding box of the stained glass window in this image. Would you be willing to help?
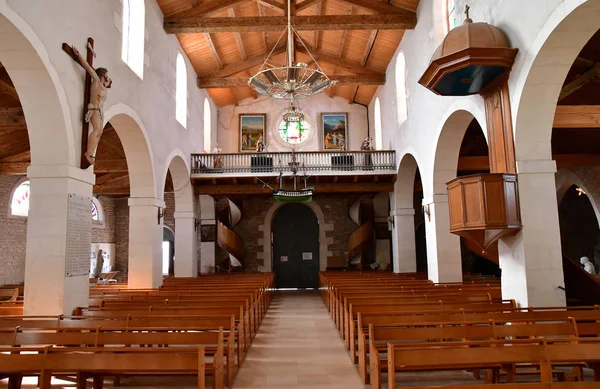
[92,201,99,221]
[446,0,458,31]
[278,120,310,144]
[11,181,30,217]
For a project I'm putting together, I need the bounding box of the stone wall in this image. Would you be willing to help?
[0,176,27,286]
[115,198,130,274]
[224,194,359,271]
[92,196,116,244]
[164,192,175,231]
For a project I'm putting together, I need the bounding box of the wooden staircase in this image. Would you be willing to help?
[348,197,375,269]
[216,198,244,271]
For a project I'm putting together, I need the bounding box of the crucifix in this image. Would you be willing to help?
[62,38,112,169]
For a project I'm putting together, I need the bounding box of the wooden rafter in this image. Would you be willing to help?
[257,2,269,53]
[244,71,258,99]
[93,186,130,195]
[0,162,29,175]
[0,150,30,163]
[314,0,323,51]
[458,154,600,171]
[0,79,19,102]
[204,45,286,78]
[228,8,247,61]
[361,30,378,67]
[337,6,353,58]
[204,33,224,69]
[170,0,245,18]
[164,13,417,33]
[255,0,284,12]
[296,46,378,75]
[94,159,128,174]
[553,105,600,128]
[558,63,600,101]
[98,137,126,158]
[95,172,129,186]
[296,0,322,13]
[337,0,413,13]
[197,74,385,88]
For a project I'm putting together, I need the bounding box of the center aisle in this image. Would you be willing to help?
[232,291,364,389]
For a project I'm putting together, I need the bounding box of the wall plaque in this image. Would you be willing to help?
[65,194,92,277]
[302,252,313,260]
[280,256,288,262]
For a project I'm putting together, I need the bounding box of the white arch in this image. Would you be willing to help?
[259,200,330,273]
[556,168,600,224]
[430,101,487,196]
[102,103,157,199]
[512,0,600,162]
[0,6,76,167]
[163,149,194,213]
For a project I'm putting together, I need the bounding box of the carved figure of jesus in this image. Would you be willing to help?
[72,47,112,165]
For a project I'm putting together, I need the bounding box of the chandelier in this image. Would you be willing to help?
[248,0,337,100]
[282,99,305,122]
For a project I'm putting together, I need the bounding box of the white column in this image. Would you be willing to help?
[199,195,216,274]
[174,210,198,277]
[24,165,94,315]
[390,208,416,273]
[423,194,462,283]
[499,160,566,307]
[128,197,164,289]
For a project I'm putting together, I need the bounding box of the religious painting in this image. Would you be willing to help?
[322,113,348,150]
[200,225,215,242]
[239,114,267,152]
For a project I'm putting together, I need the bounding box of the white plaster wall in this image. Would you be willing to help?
[2,0,215,198]
[217,94,369,153]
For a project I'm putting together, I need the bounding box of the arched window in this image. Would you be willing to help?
[122,0,145,78]
[91,197,105,228]
[204,98,211,152]
[176,53,187,128]
[396,52,408,126]
[278,119,311,145]
[445,0,458,33]
[10,180,30,217]
[374,97,383,150]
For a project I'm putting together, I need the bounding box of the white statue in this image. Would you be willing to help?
[580,256,596,275]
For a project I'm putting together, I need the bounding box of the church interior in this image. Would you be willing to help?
[2,0,600,388]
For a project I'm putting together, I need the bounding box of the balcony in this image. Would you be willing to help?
[191,150,397,195]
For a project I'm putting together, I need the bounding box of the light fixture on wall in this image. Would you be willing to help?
[576,187,586,196]
[247,0,336,100]
[157,208,165,224]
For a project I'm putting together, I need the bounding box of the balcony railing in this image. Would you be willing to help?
[190,150,396,176]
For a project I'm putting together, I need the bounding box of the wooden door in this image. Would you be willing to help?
[272,203,320,288]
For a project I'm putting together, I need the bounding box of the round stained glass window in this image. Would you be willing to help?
[278,120,310,144]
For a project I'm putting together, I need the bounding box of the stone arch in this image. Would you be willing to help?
[258,200,331,273]
[102,104,157,199]
[0,7,75,166]
[556,168,600,224]
[512,0,600,162]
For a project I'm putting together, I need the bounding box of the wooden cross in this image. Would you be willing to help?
[62,38,95,170]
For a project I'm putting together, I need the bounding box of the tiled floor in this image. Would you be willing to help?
[231,291,364,389]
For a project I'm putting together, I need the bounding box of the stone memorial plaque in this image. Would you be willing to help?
[65,194,92,277]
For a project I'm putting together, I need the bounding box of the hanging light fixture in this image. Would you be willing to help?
[282,99,305,123]
[248,0,336,100]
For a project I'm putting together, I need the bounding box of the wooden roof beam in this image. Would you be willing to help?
[204,33,224,69]
[228,8,247,61]
[164,13,417,33]
[297,0,322,13]
[337,0,413,13]
[257,2,269,53]
[255,0,284,12]
[0,150,30,163]
[198,74,385,88]
[361,30,378,67]
[169,0,245,18]
[337,6,353,58]
[94,159,128,173]
[313,0,323,50]
[296,45,378,75]
[558,63,600,101]
[204,45,286,78]
[0,107,25,128]
[95,172,129,186]
[553,105,600,128]
[0,162,28,175]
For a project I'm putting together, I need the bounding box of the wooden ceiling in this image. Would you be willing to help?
[156,0,419,106]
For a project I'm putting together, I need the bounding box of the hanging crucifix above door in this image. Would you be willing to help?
[63,38,113,169]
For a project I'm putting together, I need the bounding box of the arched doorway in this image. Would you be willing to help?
[163,226,175,276]
[272,203,319,289]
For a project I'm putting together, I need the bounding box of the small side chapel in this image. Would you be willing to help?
[1,0,600,388]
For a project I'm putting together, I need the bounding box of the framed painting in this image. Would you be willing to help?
[239,114,267,152]
[322,113,348,150]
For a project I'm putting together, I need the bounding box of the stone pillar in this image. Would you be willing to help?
[174,210,198,277]
[423,194,462,283]
[499,160,566,307]
[390,208,417,273]
[128,197,164,289]
[199,195,215,274]
[24,165,95,315]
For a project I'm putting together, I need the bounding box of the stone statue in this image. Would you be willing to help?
[580,256,596,275]
[93,249,105,278]
[72,47,112,166]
